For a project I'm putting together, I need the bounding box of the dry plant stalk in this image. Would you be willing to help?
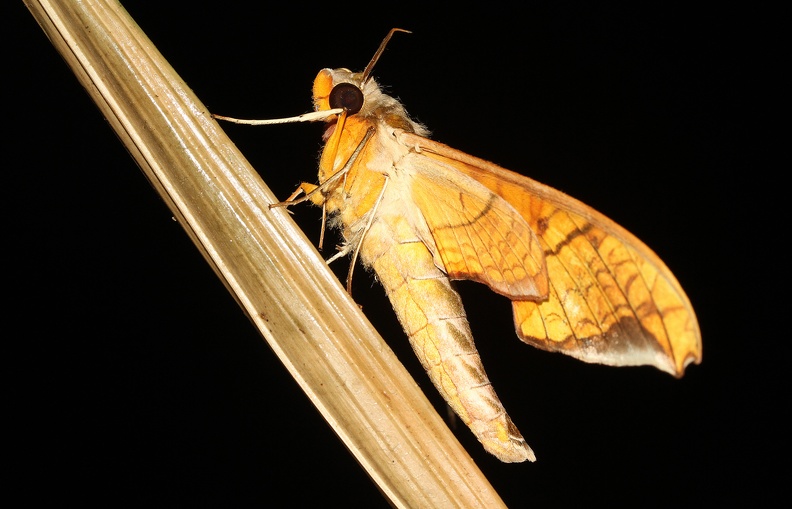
[23,0,508,507]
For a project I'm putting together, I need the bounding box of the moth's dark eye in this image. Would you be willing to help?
[329,83,364,115]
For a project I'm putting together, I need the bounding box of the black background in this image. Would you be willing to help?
[11,2,770,507]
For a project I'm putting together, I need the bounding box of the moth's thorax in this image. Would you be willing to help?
[319,118,402,246]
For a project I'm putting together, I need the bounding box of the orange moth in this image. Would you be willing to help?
[214,29,702,463]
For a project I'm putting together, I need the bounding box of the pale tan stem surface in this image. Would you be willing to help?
[23,1,508,506]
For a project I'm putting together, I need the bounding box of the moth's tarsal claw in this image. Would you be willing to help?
[268,201,294,212]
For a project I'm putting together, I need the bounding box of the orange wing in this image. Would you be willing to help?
[406,155,548,301]
[398,131,702,377]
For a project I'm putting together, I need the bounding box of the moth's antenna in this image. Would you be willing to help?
[361,28,411,84]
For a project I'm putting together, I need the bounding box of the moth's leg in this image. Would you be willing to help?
[270,127,375,211]
[343,176,389,294]
[270,182,323,209]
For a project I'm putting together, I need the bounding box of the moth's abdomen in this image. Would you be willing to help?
[361,212,535,462]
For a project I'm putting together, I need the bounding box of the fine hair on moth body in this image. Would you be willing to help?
[213,29,702,463]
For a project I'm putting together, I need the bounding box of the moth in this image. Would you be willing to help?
[214,29,702,462]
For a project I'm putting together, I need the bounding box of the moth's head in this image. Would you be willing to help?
[312,68,385,118]
[311,30,426,134]
[312,67,428,136]
[312,28,409,119]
